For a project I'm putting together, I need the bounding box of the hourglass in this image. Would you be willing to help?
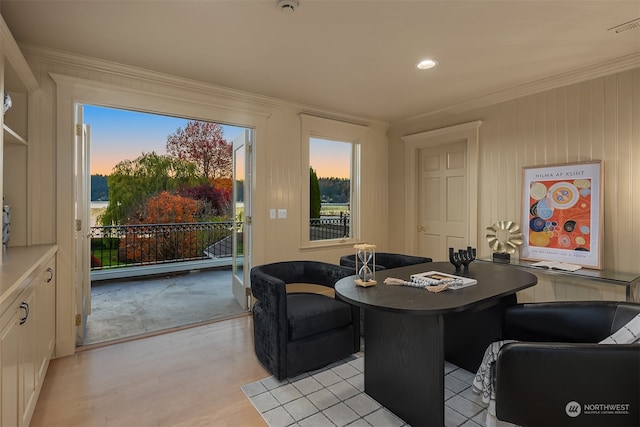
[354,243,377,287]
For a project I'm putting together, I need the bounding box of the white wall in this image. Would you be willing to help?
[389,67,640,301]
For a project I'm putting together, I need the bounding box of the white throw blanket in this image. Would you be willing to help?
[472,340,517,427]
[599,313,640,344]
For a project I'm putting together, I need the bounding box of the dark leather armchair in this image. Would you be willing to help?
[339,252,432,271]
[495,301,640,426]
[250,261,360,380]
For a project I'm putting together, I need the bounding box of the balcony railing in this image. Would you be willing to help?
[310,215,350,241]
[90,215,350,271]
[90,221,238,270]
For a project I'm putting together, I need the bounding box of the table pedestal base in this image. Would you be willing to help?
[365,309,445,427]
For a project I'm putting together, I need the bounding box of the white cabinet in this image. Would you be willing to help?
[17,289,36,427]
[0,16,57,427]
[0,16,56,427]
[35,258,55,383]
[0,249,56,427]
[0,303,19,427]
[1,286,36,427]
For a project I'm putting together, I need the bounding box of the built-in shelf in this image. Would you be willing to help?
[0,15,39,265]
[3,124,27,145]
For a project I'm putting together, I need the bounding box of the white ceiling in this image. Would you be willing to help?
[1,0,639,122]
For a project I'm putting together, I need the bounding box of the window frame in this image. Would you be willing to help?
[300,114,367,248]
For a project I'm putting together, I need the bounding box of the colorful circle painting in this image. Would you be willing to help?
[530,182,548,200]
[547,182,579,210]
[536,198,554,219]
[529,231,550,247]
[528,179,591,251]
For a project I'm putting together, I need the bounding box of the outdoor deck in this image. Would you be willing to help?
[83,267,247,346]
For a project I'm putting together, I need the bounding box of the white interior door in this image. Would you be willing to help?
[74,105,91,344]
[232,129,252,310]
[417,141,468,261]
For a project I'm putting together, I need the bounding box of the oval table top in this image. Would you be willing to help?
[334,261,538,315]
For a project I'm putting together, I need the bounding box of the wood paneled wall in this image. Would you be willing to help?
[389,68,640,301]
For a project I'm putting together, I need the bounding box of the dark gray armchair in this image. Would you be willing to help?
[495,301,640,426]
[250,261,360,380]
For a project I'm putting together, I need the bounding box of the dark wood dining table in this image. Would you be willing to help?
[334,261,538,427]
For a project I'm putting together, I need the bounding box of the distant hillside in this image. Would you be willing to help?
[91,174,109,201]
[319,177,350,204]
[91,174,349,203]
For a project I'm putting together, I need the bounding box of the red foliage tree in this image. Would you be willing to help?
[122,192,200,263]
[177,183,231,218]
[166,121,232,180]
[212,176,232,193]
[143,191,197,224]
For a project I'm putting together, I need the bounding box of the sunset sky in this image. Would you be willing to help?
[85,105,243,176]
[86,105,350,179]
[310,138,351,179]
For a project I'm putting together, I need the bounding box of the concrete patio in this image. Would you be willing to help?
[83,267,247,346]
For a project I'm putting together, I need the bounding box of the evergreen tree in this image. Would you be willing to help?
[310,167,321,219]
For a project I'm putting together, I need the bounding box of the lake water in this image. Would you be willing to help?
[91,201,109,209]
[91,201,108,227]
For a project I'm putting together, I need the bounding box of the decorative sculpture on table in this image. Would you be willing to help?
[485,220,523,263]
[354,243,377,287]
[449,246,476,271]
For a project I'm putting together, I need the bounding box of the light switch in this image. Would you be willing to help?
[269,208,276,219]
[278,209,287,219]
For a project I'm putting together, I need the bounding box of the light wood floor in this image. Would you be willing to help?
[31,315,269,427]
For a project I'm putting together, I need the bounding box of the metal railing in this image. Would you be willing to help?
[310,215,350,241]
[90,221,238,270]
[90,215,351,271]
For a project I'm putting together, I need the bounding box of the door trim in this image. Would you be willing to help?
[51,73,270,357]
[401,121,482,256]
[232,129,252,310]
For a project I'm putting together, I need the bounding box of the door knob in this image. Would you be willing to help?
[418,225,426,232]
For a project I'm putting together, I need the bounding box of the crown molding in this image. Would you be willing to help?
[19,43,384,128]
[19,43,637,129]
[395,53,640,127]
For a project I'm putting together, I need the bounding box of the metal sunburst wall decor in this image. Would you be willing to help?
[486,220,523,262]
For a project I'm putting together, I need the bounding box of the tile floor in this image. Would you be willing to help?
[242,353,489,427]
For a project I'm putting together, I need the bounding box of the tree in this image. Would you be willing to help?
[143,191,198,224]
[318,177,350,203]
[166,121,232,180]
[100,152,202,225]
[310,167,321,219]
[177,183,231,220]
[122,192,200,263]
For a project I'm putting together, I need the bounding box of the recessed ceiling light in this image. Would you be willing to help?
[416,59,438,70]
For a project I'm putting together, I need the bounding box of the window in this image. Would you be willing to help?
[300,114,367,247]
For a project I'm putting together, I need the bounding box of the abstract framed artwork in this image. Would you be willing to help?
[521,161,603,269]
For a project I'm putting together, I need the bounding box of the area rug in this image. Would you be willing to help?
[241,353,490,427]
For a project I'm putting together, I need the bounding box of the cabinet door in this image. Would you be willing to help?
[36,258,55,381]
[1,307,19,427]
[18,290,36,427]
